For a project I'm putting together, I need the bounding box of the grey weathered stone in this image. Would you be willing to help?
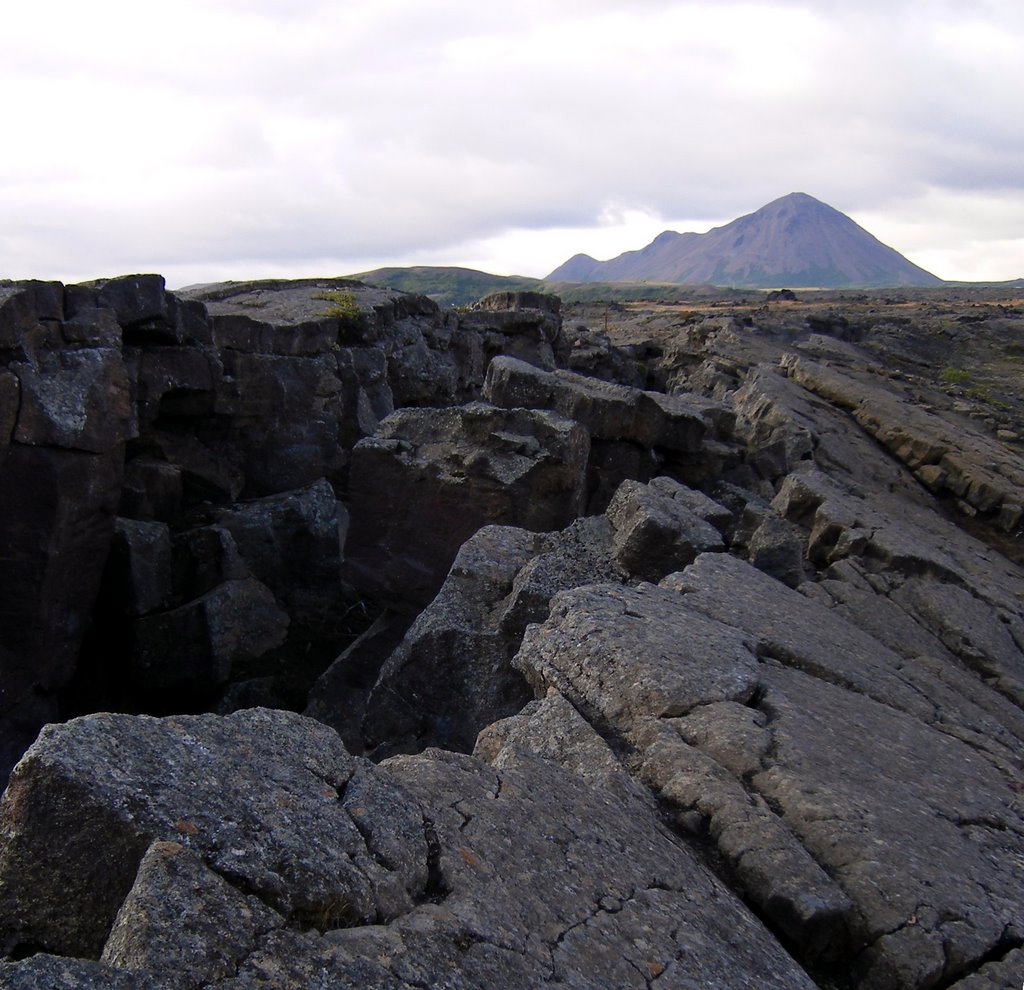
[459,292,564,371]
[0,709,429,959]
[606,478,724,582]
[380,746,819,990]
[87,275,168,330]
[101,841,282,988]
[483,355,715,453]
[891,578,1024,703]
[3,275,1024,990]
[784,353,1024,529]
[648,475,734,528]
[0,708,820,990]
[359,516,622,758]
[474,689,654,812]
[512,555,1024,985]
[12,346,132,452]
[944,947,1024,990]
[746,511,807,587]
[0,955,166,990]
[515,581,761,724]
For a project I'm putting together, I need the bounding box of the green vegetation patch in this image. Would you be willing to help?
[313,290,362,323]
[939,366,971,386]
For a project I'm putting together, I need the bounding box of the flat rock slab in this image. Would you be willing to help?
[484,354,717,452]
[513,559,1024,987]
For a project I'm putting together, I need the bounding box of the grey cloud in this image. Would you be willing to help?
[0,0,1020,282]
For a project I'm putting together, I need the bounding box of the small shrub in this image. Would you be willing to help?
[312,290,362,324]
[939,366,971,386]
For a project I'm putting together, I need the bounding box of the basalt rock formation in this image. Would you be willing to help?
[0,276,1022,990]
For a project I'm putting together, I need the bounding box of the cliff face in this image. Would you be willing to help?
[0,277,1022,990]
[0,276,565,776]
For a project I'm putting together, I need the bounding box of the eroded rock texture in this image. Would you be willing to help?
[1,279,1023,989]
[0,708,815,990]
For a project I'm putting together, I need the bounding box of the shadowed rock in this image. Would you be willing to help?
[345,402,589,609]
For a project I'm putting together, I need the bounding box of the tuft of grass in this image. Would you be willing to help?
[939,366,971,386]
[313,290,362,324]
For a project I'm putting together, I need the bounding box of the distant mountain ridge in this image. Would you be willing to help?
[547,193,943,289]
[350,266,543,307]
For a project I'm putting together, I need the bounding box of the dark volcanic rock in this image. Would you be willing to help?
[484,355,715,453]
[358,515,622,757]
[208,478,346,640]
[345,402,589,609]
[131,578,289,693]
[484,355,734,508]
[459,291,565,371]
[606,477,725,581]
[3,274,1024,990]
[0,281,133,781]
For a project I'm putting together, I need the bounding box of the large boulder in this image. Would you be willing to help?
[345,402,590,609]
[0,708,818,990]
[484,355,715,453]
[459,292,564,371]
[0,709,428,959]
[483,355,735,507]
[356,516,622,757]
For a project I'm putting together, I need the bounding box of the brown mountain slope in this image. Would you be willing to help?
[548,192,943,288]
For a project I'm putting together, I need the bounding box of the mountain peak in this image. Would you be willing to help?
[547,195,942,288]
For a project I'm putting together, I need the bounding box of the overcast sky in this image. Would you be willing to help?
[1,0,1021,287]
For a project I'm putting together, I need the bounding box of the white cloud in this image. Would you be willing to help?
[0,0,1021,284]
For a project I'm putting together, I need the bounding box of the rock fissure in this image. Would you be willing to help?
[2,279,1023,990]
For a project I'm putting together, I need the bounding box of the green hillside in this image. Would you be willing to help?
[349,267,544,307]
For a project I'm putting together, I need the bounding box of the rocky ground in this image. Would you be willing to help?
[0,277,1021,989]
